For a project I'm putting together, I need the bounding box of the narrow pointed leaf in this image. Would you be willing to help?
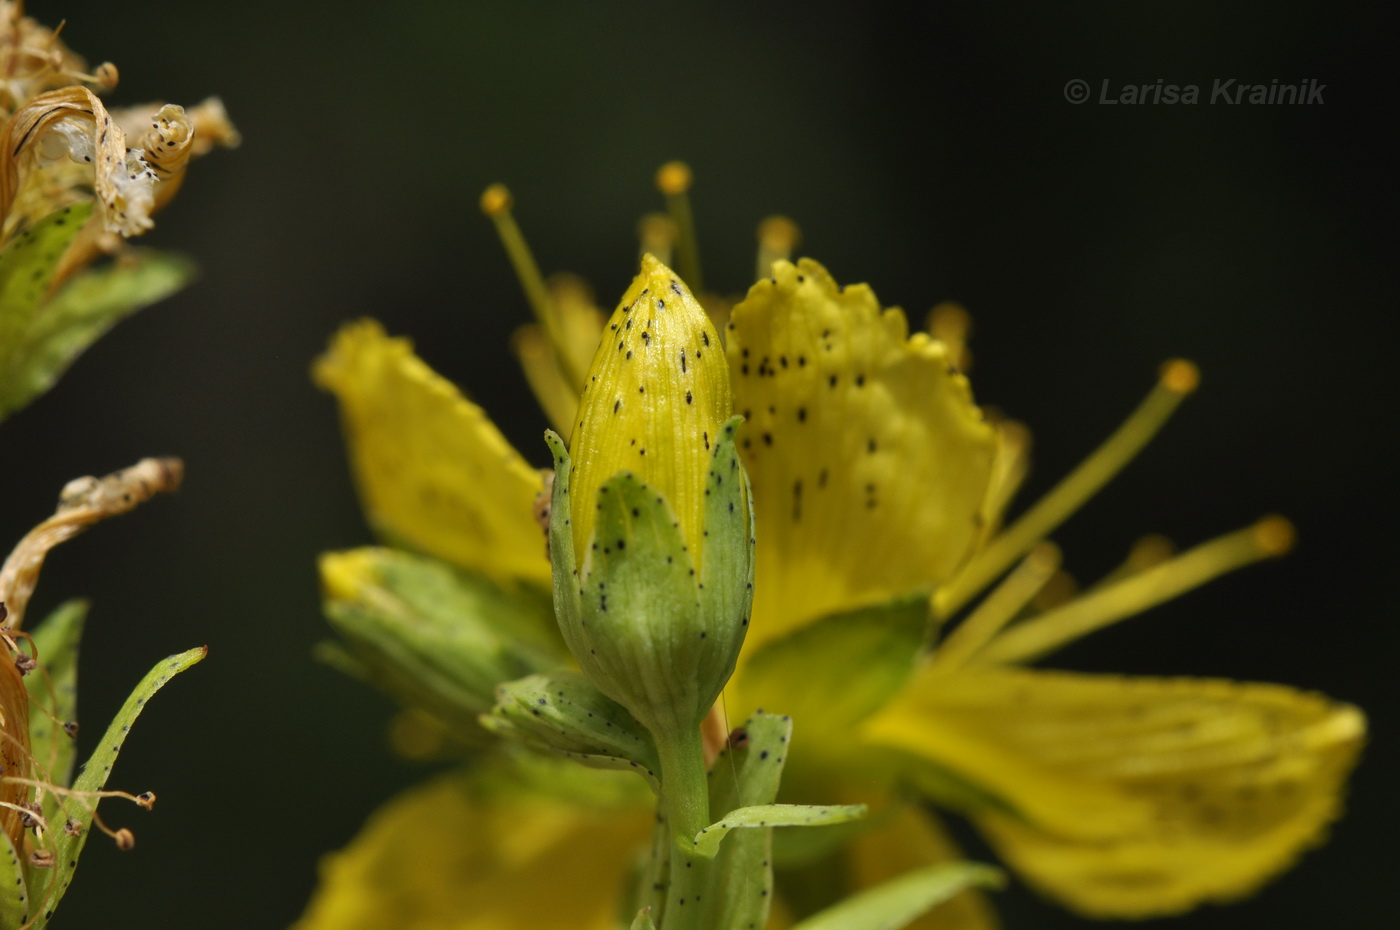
[0,249,193,418]
[698,712,789,929]
[693,803,866,858]
[789,863,1004,930]
[0,832,30,929]
[29,645,206,925]
[26,600,88,800]
[629,907,658,930]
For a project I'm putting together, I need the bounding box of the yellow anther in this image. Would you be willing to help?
[1127,533,1176,571]
[637,212,677,265]
[479,183,513,217]
[1030,569,1078,613]
[1159,358,1201,394]
[756,215,801,280]
[757,215,800,252]
[655,162,702,290]
[479,184,584,389]
[1254,514,1297,556]
[655,161,693,195]
[928,301,973,371]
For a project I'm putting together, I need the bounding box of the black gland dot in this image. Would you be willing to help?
[686,390,693,404]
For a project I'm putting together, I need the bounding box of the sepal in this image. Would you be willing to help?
[317,547,561,729]
[546,428,754,742]
[482,671,659,786]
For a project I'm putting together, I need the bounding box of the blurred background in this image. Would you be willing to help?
[1,0,1391,927]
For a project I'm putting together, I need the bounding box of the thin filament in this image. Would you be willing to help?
[972,516,1295,665]
[935,360,1200,620]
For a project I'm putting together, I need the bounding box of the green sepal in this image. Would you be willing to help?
[0,247,193,419]
[482,671,659,787]
[25,600,88,793]
[544,424,754,744]
[27,645,206,928]
[788,862,1004,930]
[695,415,755,701]
[692,803,866,859]
[629,908,658,930]
[318,547,561,731]
[0,832,30,930]
[742,594,928,744]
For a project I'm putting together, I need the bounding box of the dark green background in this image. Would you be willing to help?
[1,1,1390,927]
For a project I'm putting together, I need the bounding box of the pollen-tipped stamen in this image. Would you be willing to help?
[655,161,702,292]
[480,183,585,389]
[638,212,677,267]
[972,516,1295,665]
[927,301,973,372]
[756,215,800,281]
[930,542,1061,670]
[935,359,1201,619]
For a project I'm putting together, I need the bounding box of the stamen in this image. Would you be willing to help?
[976,419,1031,544]
[755,215,800,280]
[973,516,1295,665]
[930,542,1060,670]
[927,301,972,372]
[637,212,677,267]
[479,184,584,389]
[1029,568,1078,613]
[935,360,1200,619]
[655,161,702,291]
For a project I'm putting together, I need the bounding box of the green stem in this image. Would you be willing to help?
[656,727,711,930]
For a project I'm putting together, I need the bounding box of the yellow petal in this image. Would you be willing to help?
[293,770,652,930]
[314,320,550,587]
[846,802,1000,930]
[863,666,1365,917]
[726,259,995,647]
[568,254,729,563]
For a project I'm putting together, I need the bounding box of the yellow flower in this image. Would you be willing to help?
[304,172,1364,928]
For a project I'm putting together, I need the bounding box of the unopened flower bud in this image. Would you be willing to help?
[545,255,754,742]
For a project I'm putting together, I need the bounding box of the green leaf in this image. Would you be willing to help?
[629,907,658,930]
[0,249,194,418]
[740,594,928,742]
[789,862,1004,930]
[27,645,206,928]
[0,831,31,929]
[0,204,92,367]
[319,547,561,728]
[692,803,867,858]
[482,670,660,785]
[696,711,789,930]
[26,600,88,797]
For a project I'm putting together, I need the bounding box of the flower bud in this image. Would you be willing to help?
[545,255,754,742]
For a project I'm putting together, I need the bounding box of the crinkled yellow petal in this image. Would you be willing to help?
[863,666,1365,917]
[569,254,730,564]
[726,259,995,647]
[846,801,1000,930]
[512,274,607,434]
[293,771,652,930]
[314,320,550,587]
